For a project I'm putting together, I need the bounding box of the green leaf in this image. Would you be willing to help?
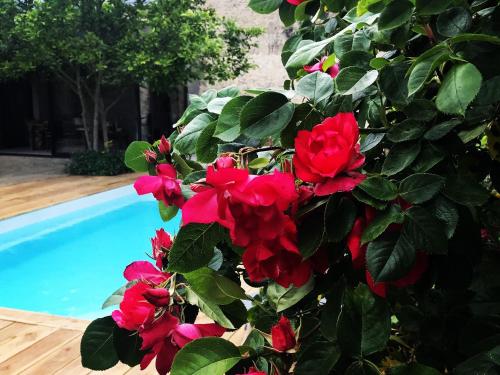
[407,45,450,96]
[382,142,421,176]
[359,176,398,201]
[248,157,270,169]
[196,121,219,163]
[448,33,500,46]
[437,7,471,37]
[113,327,145,367]
[214,96,252,142]
[297,71,334,104]
[326,196,357,242]
[340,51,372,70]
[337,284,390,357]
[248,0,282,14]
[168,223,226,273]
[415,0,452,15]
[370,57,389,70]
[387,120,426,143]
[378,0,414,31]
[170,337,241,375]
[207,97,232,115]
[476,76,500,106]
[388,363,441,375]
[102,284,126,309]
[321,283,344,341]
[295,342,340,375]
[172,153,194,177]
[436,63,482,116]
[430,195,459,239]
[124,141,151,172]
[294,0,311,21]
[279,1,296,26]
[346,361,381,375]
[285,25,355,68]
[175,113,215,154]
[366,232,416,283]
[158,201,179,222]
[360,133,385,153]
[443,174,489,206]
[336,67,378,96]
[81,317,119,371]
[217,86,240,98]
[185,288,235,329]
[352,189,388,210]
[424,119,462,140]
[411,142,445,173]
[404,99,437,121]
[380,61,411,105]
[240,92,294,138]
[184,267,248,305]
[405,206,448,254]
[458,123,487,144]
[267,277,314,312]
[361,205,404,244]
[399,173,445,204]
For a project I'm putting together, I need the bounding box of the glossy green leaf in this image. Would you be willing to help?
[113,327,145,367]
[399,173,445,204]
[337,284,390,357]
[361,205,404,244]
[405,206,448,254]
[102,284,126,309]
[430,195,459,239]
[336,67,378,96]
[214,96,252,142]
[366,232,416,283]
[295,341,340,375]
[378,0,414,31]
[124,141,151,172]
[279,1,296,26]
[424,119,461,140]
[415,0,452,15]
[359,176,398,201]
[240,92,294,138]
[158,201,179,222]
[248,157,270,169]
[296,71,334,104]
[407,45,450,96]
[437,7,471,37]
[175,113,215,154]
[387,120,426,143]
[195,121,219,163]
[436,63,482,115]
[267,277,314,312]
[388,363,441,375]
[248,0,282,14]
[168,223,226,273]
[443,174,489,206]
[81,317,119,371]
[170,337,241,375]
[382,141,421,176]
[185,288,235,329]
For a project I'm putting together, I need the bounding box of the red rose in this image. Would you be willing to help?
[346,206,429,297]
[134,163,185,208]
[237,367,267,375]
[287,0,306,5]
[138,314,225,375]
[112,282,156,331]
[304,56,340,78]
[151,228,173,268]
[293,113,366,196]
[271,316,296,352]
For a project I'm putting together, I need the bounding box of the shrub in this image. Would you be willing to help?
[67,150,129,176]
[81,1,500,374]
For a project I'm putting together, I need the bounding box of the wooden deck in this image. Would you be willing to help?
[0,307,160,375]
[0,174,140,220]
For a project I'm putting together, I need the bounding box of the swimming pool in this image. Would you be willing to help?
[0,185,180,319]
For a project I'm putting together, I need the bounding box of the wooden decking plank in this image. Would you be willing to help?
[52,357,91,375]
[0,320,13,331]
[124,365,159,374]
[0,322,56,363]
[0,308,89,331]
[0,328,81,375]
[19,336,82,374]
[88,362,133,374]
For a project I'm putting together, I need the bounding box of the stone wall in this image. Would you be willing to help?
[197,0,289,92]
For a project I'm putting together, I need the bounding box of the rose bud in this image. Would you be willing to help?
[158,135,171,154]
[215,156,235,169]
[271,316,296,352]
[144,149,157,163]
[142,288,170,307]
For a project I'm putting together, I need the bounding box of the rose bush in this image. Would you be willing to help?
[81,1,500,374]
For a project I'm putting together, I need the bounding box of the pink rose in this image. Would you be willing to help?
[134,163,185,208]
[304,56,340,78]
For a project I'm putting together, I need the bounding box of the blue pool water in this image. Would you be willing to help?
[0,186,180,319]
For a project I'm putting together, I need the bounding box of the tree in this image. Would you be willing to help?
[0,0,261,150]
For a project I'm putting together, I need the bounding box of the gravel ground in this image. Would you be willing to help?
[0,156,68,186]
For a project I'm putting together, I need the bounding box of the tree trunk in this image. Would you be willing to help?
[92,74,102,151]
[75,70,91,150]
[99,97,109,150]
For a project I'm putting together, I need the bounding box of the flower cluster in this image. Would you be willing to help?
[111,260,225,375]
